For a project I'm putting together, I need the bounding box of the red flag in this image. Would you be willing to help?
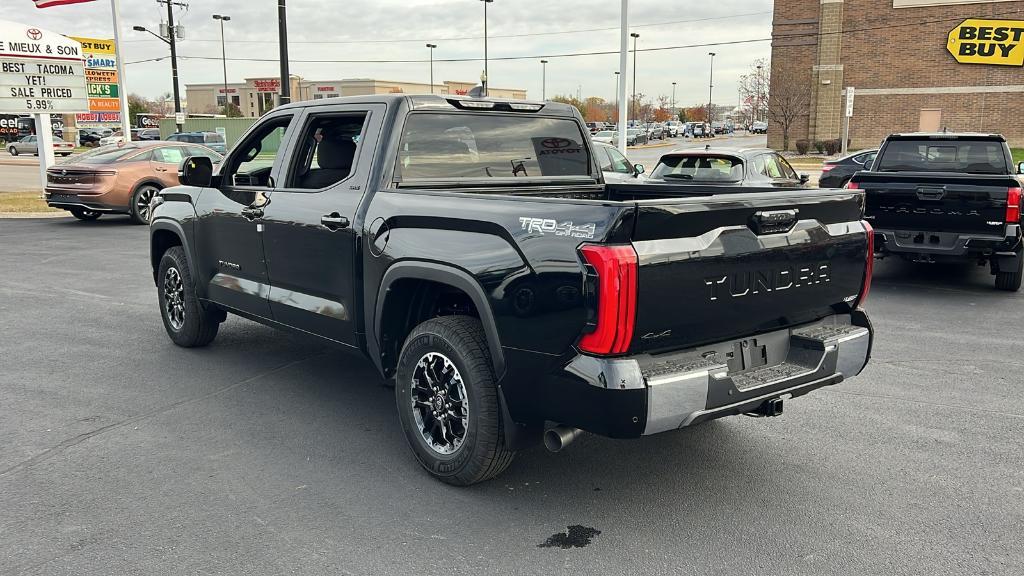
[34,0,98,7]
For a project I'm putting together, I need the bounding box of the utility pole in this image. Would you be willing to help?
[630,32,639,125]
[481,0,493,96]
[707,52,716,126]
[278,0,291,105]
[213,14,231,113]
[540,59,548,100]
[426,44,437,93]
[139,0,186,133]
[671,81,676,116]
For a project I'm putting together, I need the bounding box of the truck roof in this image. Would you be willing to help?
[274,93,576,117]
[886,132,1006,141]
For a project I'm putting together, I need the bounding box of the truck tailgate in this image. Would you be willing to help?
[629,190,868,353]
[858,172,1015,235]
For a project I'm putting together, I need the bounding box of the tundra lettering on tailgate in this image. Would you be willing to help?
[704,263,831,302]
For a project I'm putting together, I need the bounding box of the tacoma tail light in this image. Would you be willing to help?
[858,221,874,307]
[578,244,637,355]
[1007,187,1022,223]
[844,181,860,190]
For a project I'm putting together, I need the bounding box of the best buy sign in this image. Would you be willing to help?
[947,19,1024,66]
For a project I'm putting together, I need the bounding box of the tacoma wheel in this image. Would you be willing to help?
[396,316,515,485]
[69,208,101,221]
[157,246,220,347]
[130,184,160,224]
[995,252,1022,292]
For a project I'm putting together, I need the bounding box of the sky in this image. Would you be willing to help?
[8,0,774,108]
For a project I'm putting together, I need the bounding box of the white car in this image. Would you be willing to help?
[592,130,616,145]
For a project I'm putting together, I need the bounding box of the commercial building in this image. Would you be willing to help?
[186,76,527,117]
[770,0,1024,149]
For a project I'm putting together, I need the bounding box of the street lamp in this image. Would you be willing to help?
[614,71,620,118]
[540,59,548,100]
[480,0,493,96]
[756,64,764,123]
[426,43,437,94]
[630,32,639,124]
[671,81,677,117]
[212,15,231,113]
[133,21,182,133]
[707,52,716,127]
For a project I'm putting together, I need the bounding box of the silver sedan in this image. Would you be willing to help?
[7,135,74,157]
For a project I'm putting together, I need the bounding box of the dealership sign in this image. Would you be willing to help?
[0,20,88,114]
[947,19,1024,66]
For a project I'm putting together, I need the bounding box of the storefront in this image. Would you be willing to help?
[770,0,1024,149]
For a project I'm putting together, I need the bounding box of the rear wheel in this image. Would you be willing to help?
[395,316,515,486]
[157,246,220,347]
[69,208,101,221]
[995,252,1023,292]
[130,184,160,224]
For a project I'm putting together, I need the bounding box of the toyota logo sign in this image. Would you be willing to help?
[26,28,43,41]
[541,138,573,149]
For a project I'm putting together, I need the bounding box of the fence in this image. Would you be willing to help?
[158,117,257,148]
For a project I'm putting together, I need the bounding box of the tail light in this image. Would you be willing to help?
[578,244,637,355]
[857,221,874,308]
[1007,187,1022,223]
[844,181,860,190]
[821,164,835,172]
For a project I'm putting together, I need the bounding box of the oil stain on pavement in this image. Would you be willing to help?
[538,525,601,549]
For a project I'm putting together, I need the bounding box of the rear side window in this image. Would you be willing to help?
[650,155,743,182]
[397,113,591,180]
[878,140,1008,174]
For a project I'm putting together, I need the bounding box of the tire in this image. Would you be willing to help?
[395,316,515,486]
[129,183,161,225]
[995,253,1023,292]
[69,208,101,221]
[8,146,17,156]
[157,246,220,347]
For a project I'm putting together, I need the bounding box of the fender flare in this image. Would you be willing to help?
[370,261,506,379]
[150,219,198,290]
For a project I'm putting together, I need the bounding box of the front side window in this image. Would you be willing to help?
[606,146,634,174]
[651,155,743,182]
[397,113,591,180]
[223,115,293,188]
[774,154,798,180]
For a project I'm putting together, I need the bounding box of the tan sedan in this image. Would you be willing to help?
[45,141,222,223]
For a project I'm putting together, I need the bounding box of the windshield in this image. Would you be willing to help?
[650,154,744,182]
[877,140,1008,174]
[398,113,591,180]
[74,145,144,164]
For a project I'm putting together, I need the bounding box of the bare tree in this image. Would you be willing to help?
[767,68,810,151]
[738,58,769,126]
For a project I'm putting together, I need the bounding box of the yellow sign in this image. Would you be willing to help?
[947,19,1024,66]
[70,36,116,55]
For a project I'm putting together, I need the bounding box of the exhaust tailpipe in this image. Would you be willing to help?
[544,426,583,452]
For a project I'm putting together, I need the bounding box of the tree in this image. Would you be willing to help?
[677,109,688,123]
[738,58,769,126]
[767,68,810,151]
[652,95,672,122]
[222,103,243,118]
[127,93,155,125]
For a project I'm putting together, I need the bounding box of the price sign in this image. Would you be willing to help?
[0,20,88,114]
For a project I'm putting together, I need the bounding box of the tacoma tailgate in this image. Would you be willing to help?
[629,190,869,353]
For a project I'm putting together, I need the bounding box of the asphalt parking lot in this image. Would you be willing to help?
[2,217,1022,576]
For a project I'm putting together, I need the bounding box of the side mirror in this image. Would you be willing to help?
[799,173,810,184]
[179,156,213,188]
[1017,161,1024,174]
[634,164,645,175]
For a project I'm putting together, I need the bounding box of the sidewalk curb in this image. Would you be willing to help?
[627,141,675,150]
[0,212,69,219]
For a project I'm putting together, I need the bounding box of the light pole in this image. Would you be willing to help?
[213,15,231,113]
[614,71,620,120]
[540,59,548,100]
[756,64,764,123]
[481,0,493,96]
[671,81,677,117]
[426,44,437,93]
[630,32,639,125]
[132,20,182,133]
[707,52,716,126]
[278,0,291,105]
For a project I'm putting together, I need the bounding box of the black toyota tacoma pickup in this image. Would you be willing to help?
[149,95,874,485]
[847,133,1023,291]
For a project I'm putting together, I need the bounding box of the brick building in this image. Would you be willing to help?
[769,0,1024,150]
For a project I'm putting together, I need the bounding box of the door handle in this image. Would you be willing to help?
[241,206,264,221]
[321,213,350,230]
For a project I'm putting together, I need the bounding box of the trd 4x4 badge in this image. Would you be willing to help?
[519,217,596,239]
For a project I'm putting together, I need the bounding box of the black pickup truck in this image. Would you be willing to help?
[149,95,874,485]
[848,133,1023,291]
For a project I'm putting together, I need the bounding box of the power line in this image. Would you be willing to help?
[120,11,772,45]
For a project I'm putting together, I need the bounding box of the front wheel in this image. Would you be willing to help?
[157,246,220,347]
[395,316,515,486]
[995,252,1023,292]
[8,146,17,156]
[130,184,160,224]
